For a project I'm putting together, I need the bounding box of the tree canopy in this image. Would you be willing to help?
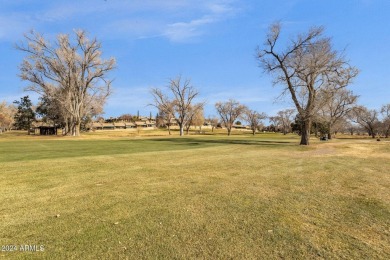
[17,30,115,136]
[257,22,358,145]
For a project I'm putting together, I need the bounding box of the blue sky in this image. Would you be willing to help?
[0,0,389,118]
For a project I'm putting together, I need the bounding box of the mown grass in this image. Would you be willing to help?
[0,131,389,259]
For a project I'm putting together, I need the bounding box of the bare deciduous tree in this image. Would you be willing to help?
[206,116,219,132]
[349,106,379,138]
[215,99,246,136]
[185,105,204,134]
[17,30,115,136]
[0,101,16,132]
[272,109,295,135]
[244,109,267,135]
[151,76,203,136]
[380,104,390,138]
[318,89,358,139]
[150,88,175,135]
[118,114,133,122]
[257,22,358,145]
[343,121,358,136]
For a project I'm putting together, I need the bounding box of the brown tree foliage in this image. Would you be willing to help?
[243,109,267,135]
[380,104,390,138]
[349,106,379,138]
[317,88,358,139]
[270,109,295,135]
[215,99,246,136]
[151,76,204,136]
[185,105,204,134]
[0,101,16,132]
[17,30,115,136]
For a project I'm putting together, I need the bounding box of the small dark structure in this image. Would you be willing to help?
[37,126,58,135]
[320,136,328,141]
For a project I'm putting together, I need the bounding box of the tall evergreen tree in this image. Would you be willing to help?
[13,96,35,133]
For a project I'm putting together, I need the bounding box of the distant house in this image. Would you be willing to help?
[32,120,59,135]
[125,122,136,129]
[232,124,250,130]
[35,126,58,135]
[145,120,156,128]
[139,116,152,121]
[160,118,178,127]
[134,121,147,128]
[102,123,115,130]
[114,122,126,129]
[130,120,156,129]
[92,122,103,130]
[91,116,156,131]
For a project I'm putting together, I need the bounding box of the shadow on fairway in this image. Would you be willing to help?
[0,137,296,163]
[151,137,294,147]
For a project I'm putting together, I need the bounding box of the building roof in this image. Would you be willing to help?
[102,123,115,127]
[134,121,147,126]
[114,122,126,127]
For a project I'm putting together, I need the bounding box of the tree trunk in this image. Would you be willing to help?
[300,119,311,145]
[167,125,171,135]
[327,123,332,140]
[314,122,318,138]
[65,118,72,136]
[75,124,81,136]
[73,121,81,136]
[179,124,184,136]
[27,118,31,135]
[64,121,68,135]
[227,128,231,136]
[252,129,256,135]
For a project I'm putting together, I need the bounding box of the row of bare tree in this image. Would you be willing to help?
[11,23,388,143]
[349,104,390,138]
[150,77,269,136]
[151,22,387,142]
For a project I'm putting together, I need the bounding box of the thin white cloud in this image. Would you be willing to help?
[0,0,241,43]
[164,16,215,42]
[99,0,241,42]
[162,1,240,42]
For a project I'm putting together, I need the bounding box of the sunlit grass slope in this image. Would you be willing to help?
[0,131,389,259]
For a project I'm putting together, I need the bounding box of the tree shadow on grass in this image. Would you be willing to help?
[151,137,295,147]
[0,137,297,163]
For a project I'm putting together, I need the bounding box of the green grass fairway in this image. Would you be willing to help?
[1,132,389,259]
